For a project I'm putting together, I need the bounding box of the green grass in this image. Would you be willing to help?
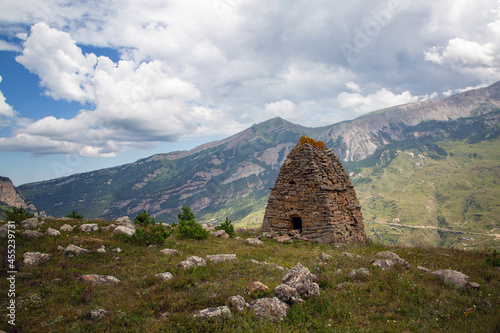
[1,218,499,332]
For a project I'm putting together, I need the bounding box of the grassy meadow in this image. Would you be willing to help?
[1,217,499,332]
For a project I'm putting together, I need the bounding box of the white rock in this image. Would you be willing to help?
[23,252,50,266]
[45,227,61,236]
[155,272,174,280]
[59,224,74,232]
[113,226,135,237]
[79,224,98,232]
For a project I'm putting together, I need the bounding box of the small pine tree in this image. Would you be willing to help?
[6,207,34,222]
[122,210,172,246]
[215,217,235,236]
[177,205,209,240]
[67,210,83,219]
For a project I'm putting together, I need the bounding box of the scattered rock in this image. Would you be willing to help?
[350,267,369,277]
[228,295,249,312]
[392,257,410,269]
[479,299,492,309]
[206,254,237,263]
[155,272,174,281]
[178,256,206,270]
[81,274,120,284]
[342,252,361,259]
[158,312,170,320]
[45,227,61,236]
[193,306,232,319]
[90,309,109,320]
[113,226,135,237]
[97,246,106,253]
[319,252,333,261]
[65,244,90,255]
[21,218,39,230]
[282,263,320,298]
[469,282,480,289]
[59,224,74,232]
[273,284,303,304]
[245,281,268,294]
[112,247,121,253]
[249,297,289,322]
[336,282,353,289]
[100,224,116,231]
[202,224,215,232]
[376,251,400,259]
[23,252,50,266]
[210,230,229,238]
[22,230,43,238]
[277,235,293,243]
[431,269,469,288]
[0,224,9,238]
[79,224,98,232]
[373,259,395,271]
[417,266,430,272]
[160,248,181,256]
[244,238,263,245]
[115,216,135,230]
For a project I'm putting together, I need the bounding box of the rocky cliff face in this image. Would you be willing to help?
[0,176,38,213]
[320,81,500,161]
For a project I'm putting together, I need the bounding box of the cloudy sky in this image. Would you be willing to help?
[0,0,499,185]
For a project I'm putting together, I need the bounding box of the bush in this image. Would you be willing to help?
[6,207,34,222]
[177,205,209,240]
[67,210,83,219]
[134,210,155,226]
[123,210,173,246]
[215,217,234,236]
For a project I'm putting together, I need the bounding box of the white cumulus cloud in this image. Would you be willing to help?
[0,76,17,118]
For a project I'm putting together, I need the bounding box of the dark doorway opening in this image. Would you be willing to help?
[292,216,302,232]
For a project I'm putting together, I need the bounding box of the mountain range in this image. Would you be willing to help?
[18,81,500,249]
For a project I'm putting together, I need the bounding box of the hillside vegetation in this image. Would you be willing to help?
[1,217,499,332]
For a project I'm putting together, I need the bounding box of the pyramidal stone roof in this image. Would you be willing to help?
[262,136,366,244]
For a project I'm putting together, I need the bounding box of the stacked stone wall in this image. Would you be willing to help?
[262,138,366,244]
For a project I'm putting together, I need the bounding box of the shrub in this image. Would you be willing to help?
[485,250,500,267]
[6,207,34,222]
[177,205,209,240]
[67,210,83,219]
[123,210,173,246]
[134,210,155,226]
[215,217,234,236]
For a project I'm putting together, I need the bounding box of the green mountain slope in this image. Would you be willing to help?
[17,83,500,249]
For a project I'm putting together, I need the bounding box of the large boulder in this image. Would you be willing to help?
[20,218,38,230]
[249,297,289,322]
[79,224,98,232]
[210,230,229,238]
[373,259,394,271]
[23,252,50,266]
[178,256,206,270]
[431,269,469,288]
[115,216,135,230]
[282,263,320,298]
[113,226,135,237]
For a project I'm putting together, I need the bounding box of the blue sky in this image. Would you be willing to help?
[0,0,499,186]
